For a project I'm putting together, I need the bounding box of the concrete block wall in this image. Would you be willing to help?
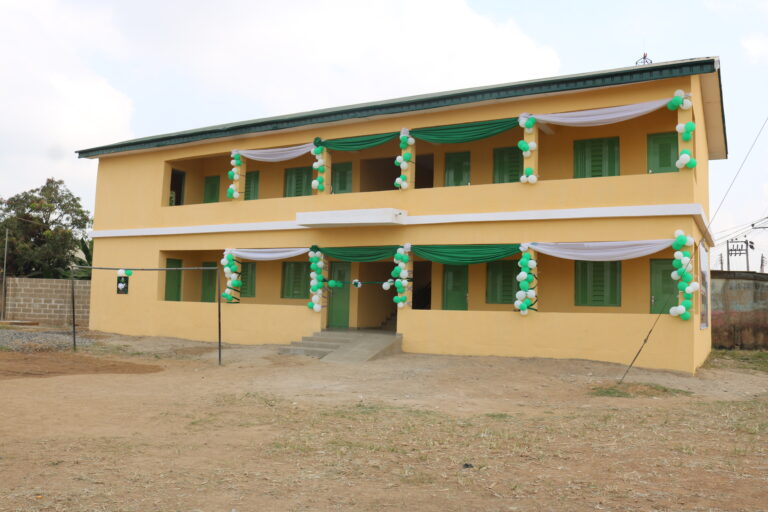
[3,277,90,327]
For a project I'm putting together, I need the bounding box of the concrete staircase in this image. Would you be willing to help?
[278,330,402,362]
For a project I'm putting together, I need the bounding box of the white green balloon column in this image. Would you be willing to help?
[389,244,412,308]
[227,151,242,199]
[393,128,415,190]
[668,230,699,321]
[307,250,326,312]
[667,89,692,112]
[513,244,538,315]
[221,250,241,302]
[310,144,326,192]
[517,130,538,184]
[116,268,133,291]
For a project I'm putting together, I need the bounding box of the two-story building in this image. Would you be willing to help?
[78,57,726,374]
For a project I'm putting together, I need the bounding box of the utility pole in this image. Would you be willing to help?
[1,228,7,321]
[726,240,731,271]
[719,253,724,270]
[726,237,754,272]
[761,254,766,274]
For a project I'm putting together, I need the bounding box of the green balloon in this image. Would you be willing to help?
[222,292,232,301]
[328,280,336,287]
[234,156,242,165]
[399,174,407,181]
[667,100,677,111]
[524,117,536,129]
[403,152,412,162]
[680,149,692,156]
[391,269,400,278]
[686,158,697,169]
[226,254,235,262]
[392,296,400,304]
[672,242,684,251]
[523,298,532,307]
[226,188,234,198]
[228,170,235,180]
[675,235,687,246]
[682,273,693,283]
[517,140,530,152]
[318,184,325,191]
[228,263,238,272]
[681,299,693,310]
[401,254,409,263]
[400,135,409,143]
[678,281,688,292]
[317,274,324,281]
[524,167,534,177]
[394,181,401,188]
[317,175,324,183]
[313,146,324,155]
[394,253,402,262]
[400,142,408,150]
[685,121,696,132]
[672,259,683,269]
[311,263,319,271]
[681,132,692,142]
[519,303,528,311]
[125,270,133,276]
[682,250,691,258]
[231,279,242,287]
[683,292,693,299]
[317,166,325,173]
[680,311,691,321]
[307,302,314,309]
[394,159,400,167]
[309,257,318,263]
[526,274,534,283]
[520,282,530,291]
[311,285,319,292]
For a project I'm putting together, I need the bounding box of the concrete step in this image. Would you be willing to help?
[293,340,343,350]
[301,335,354,344]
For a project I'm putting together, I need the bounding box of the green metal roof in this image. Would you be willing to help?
[77,57,720,159]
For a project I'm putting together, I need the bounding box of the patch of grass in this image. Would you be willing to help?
[705,349,768,373]
[590,383,691,398]
[0,345,12,351]
[484,412,512,420]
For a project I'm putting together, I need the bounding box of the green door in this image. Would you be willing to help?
[443,265,468,310]
[650,259,678,313]
[201,261,217,302]
[203,176,220,203]
[327,262,351,328]
[165,258,182,301]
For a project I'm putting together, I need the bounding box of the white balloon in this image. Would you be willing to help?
[676,123,686,134]
[233,174,240,181]
[317,263,325,270]
[523,151,532,158]
[674,229,685,238]
[674,89,685,98]
[407,137,415,145]
[526,289,537,299]
[518,118,526,128]
[403,243,412,252]
[514,300,522,309]
[675,160,685,169]
[400,181,409,189]
[520,309,529,316]
[681,257,690,266]
[399,270,408,279]
[669,306,680,316]
[528,141,537,151]
[681,99,692,110]
[220,258,228,265]
[686,236,694,247]
[679,154,691,164]
[311,180,319,190]
[317,158,325,166]
[690,282,700,291]
[313,304,322,313]
[230,159,237,166]
[315,251,323,257]
[382,282,391,290]
[520,175,529,183]
[224,267,232,276]
[232,191,240,198]
[400,128,409,137]
[395,155,404,163]
[519,243,529,251]
[312,295,321,303]
[395,177,403,185]
[310,279,318,287]
[685,286,693,294]
[516,291,526,301]
[671,271,680,280]
[400,162,409,171]
[310,271,317,278]
[397,248,405,255]
[516,271,528,282]
[674,251,683,260]
[527,175,538,184]
[685,262,693,272]
[397,302,406,309]
[398,262,406,269]
[528,260,537,269]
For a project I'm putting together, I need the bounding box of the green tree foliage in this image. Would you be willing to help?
[0,179,91,278]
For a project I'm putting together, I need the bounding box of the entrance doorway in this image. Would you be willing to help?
[650,259,678,314]
[443,264,468,310]
[327,261,351,328]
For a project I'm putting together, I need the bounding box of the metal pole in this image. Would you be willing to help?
[70,277,77,352]
[745,239,750,272]
[1,228,8,321]
[217,268,222,366]
[726,240,731,271]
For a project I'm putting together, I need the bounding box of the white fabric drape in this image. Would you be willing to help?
[530,240,672,261]
[227,248,309,261]
[234,142,315,163]
[521,98,670,128]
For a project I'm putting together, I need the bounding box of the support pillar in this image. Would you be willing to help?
[523,124,540,181]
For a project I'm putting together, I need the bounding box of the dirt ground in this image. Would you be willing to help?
[0,330,766,511]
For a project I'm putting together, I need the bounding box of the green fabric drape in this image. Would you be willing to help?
[318,246,400,262]
[322,132,399,152]
[412,244,520,265]
[410,117,519,144]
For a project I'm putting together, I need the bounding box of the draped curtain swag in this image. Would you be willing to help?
[235,143,315,163]
[227,248,309,261]
[322,133,399,151]
[521,98,670,129]
[410,118,520,144]
[530,240,673,261]
[316,246,400,262]
[412,244,521,265]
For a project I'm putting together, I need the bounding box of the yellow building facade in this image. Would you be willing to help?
[79,58,727,374]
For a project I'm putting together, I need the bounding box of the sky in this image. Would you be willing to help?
[0,0,767,270]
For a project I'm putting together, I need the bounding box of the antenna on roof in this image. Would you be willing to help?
[635,52,652,66]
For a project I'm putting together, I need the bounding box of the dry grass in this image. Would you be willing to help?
[591,382,693,398]
[705,349,768,373]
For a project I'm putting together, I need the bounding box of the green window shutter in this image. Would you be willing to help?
[240,262,256,297]
[575,261,621,306]
[203,176,220,203]
[332,162,353,194]
[245,171,260,200]
[165,258,182,301]
[445,152,470,186]
[574,138,620,179]
[281,262,309,299]
[486,260,517,304]
[284,167,313,197]
[493,147,523,183]
[647,133,679,174]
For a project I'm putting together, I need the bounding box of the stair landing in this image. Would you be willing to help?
[278,330,402,362]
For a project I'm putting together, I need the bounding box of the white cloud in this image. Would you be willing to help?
[0,0,133,214]
[742,33,768,62]
[120,0,560,116]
